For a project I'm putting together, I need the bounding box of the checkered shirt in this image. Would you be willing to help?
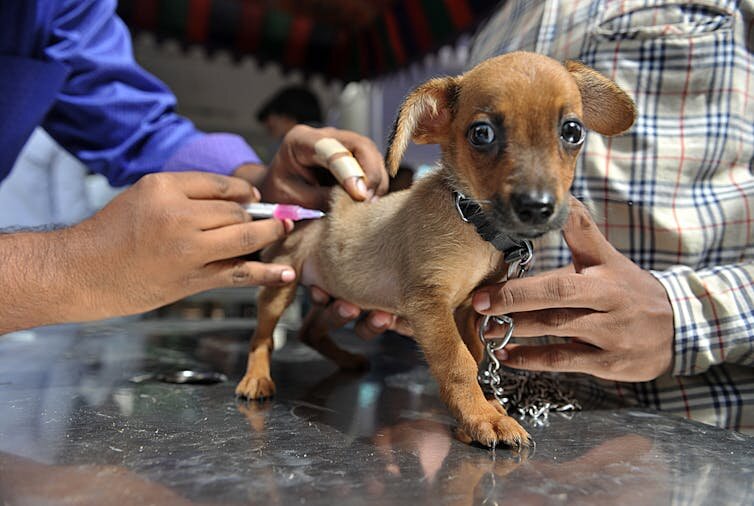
[470,0,754,434]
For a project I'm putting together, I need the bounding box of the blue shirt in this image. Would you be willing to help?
[0,0,259,186]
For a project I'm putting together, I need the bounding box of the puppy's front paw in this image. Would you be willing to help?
[235,374,276,400]
[460,404,532,449]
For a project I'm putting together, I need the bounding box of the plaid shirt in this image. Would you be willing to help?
[471,0,754,434]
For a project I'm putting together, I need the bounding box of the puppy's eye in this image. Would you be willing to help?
[468,122,496,147]
[561,120,585,147]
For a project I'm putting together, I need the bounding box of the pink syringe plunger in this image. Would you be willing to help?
[244,203,325,221]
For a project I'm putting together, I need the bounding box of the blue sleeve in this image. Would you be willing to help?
[39,0,204,186]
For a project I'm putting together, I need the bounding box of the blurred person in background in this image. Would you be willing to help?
[256,85,324,141]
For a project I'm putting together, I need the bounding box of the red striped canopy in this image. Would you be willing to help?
[117,0,501,82]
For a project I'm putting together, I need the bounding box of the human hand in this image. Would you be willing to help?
[258,125,389,209]
[472,197,674,382]
[69,172,295,319]
[309,286,413,340]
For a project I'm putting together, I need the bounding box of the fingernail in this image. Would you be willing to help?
[355,178,368,197]
[337,304,358,319]
[251,187,261,201]
[370,313,391,329]
[495,349,509,361]
[283,219,295,233]
[281,269,296,282]
[370,194,380,203]
[474,292,491,312]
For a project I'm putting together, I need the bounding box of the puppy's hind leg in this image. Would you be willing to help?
[297,305,369,371]
[236,283,298,400]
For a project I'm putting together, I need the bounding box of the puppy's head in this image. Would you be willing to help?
[386,51,636,239]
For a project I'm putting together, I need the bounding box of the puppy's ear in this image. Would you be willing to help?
[565,60,637,136]
[385,76,459,176]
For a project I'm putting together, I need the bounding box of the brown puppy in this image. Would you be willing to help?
[236,52,636,448]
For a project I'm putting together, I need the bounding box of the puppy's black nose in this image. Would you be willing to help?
[511,191,556,225]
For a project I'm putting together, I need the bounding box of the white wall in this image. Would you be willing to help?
[132,34,344,162]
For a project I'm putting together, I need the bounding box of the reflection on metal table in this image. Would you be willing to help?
[0,320,752,505]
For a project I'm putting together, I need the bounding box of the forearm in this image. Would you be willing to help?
[42,1,263,185]
[0,228,92,333]
[652,262,754,375]
[0,221,134,334]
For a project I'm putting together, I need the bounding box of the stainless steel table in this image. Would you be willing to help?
[1,320,752,505]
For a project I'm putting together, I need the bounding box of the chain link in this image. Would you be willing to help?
[477,241,581,422]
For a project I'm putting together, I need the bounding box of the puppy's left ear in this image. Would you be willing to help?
[385,76,459,176]
[565,60,637,136]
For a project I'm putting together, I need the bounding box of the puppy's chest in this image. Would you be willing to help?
[444,247,506,306]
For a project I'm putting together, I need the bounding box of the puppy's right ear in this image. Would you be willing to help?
[385,76,459,176]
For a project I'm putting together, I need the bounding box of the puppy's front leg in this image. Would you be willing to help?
[410,305,531,448]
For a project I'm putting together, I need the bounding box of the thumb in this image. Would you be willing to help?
[563,197,617,270]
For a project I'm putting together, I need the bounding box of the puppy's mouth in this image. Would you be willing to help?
[484,197,569,240]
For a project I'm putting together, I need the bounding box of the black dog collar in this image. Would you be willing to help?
[453,190,533,264]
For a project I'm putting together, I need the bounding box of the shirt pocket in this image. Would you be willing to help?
[593,0,734,41]
[577,1,748,270]
[581,0,741,191]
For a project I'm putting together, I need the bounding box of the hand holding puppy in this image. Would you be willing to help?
[308,286,413,339]
[473,197,674,382]
[258,125,390,210]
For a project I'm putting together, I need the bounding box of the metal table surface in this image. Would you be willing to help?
[0,320,752,505]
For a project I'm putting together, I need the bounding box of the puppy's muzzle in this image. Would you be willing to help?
[511,191,556,226]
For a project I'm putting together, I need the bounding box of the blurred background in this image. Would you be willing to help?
[116,0,499,166]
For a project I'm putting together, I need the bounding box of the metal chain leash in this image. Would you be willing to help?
[477,241,581,422]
